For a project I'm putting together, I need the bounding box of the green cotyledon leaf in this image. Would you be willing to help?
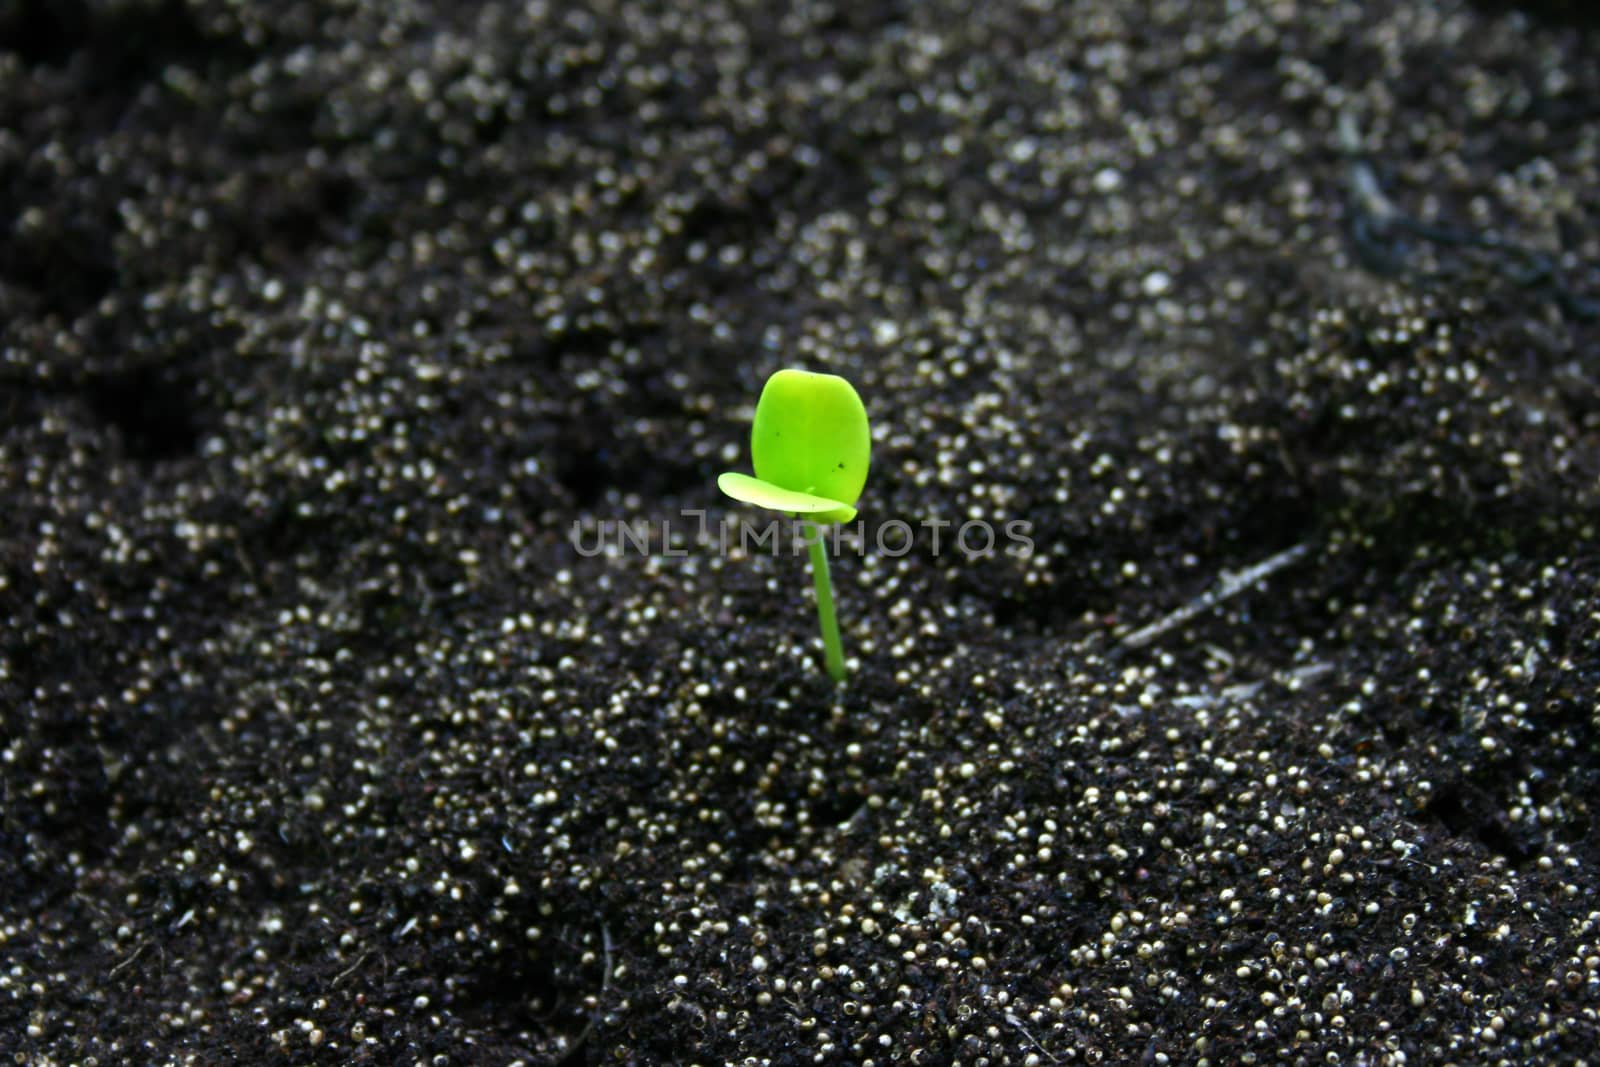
[723,368,869,519]
[716,472,857,524]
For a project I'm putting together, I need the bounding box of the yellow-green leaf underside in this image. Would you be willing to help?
[716,472,858,524]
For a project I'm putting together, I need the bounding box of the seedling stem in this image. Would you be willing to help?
[804,524,846,682]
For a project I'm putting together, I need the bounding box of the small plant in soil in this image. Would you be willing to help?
[718,368,871,682]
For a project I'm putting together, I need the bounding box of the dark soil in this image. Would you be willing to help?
[3,0,1599,1063]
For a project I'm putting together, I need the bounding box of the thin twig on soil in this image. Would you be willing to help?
[1120,543,1312,649]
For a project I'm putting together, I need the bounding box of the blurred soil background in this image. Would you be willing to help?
[2,0,1599,1062]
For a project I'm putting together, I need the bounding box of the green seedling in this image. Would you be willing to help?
[718,368,871,682]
